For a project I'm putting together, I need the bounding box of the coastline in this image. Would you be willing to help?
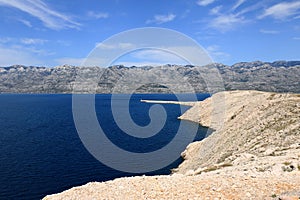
[44,90,300,199]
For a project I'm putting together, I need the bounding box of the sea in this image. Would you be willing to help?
[0,93,210,199]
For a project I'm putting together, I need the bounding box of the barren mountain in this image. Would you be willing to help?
[1,61,299,93]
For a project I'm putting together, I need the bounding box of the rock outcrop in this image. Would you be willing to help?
[1,61,300,93]
[44,90,300,200]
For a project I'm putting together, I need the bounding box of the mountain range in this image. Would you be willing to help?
[0,61,299,93]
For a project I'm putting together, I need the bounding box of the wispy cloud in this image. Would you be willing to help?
[131,49,186,63]
[204,1,256,32]
[210,6,222,15]
[235,1,266,16]
[114,49,188,67]
[56,57,110,67]
[95,42,136,50]
[0,36,55,66]
[87,11,109,19]
[196,0,215,6]
[146,14,176,24]
[259,1,300,20]
[180,9,190,19]
[293,37,300,40]
[206,45,230,63]
[259,29,279,34]
[209,14,246,32]
[20,38,48,45]
[0,37,12,44]
[0,0,81,30]
[17,19,33,27]
[232,0,246,11]
[0,45,43,66]
[0,36,48,45]
[55,57,86,66]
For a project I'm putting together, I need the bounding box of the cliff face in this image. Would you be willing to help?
[1,61,300,93]
[43,90,300,200]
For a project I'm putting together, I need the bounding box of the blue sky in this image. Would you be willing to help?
[0,0,299,67]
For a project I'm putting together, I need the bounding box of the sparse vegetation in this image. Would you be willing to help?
[202,166,218,172]
[257,168,266,172]
[202,163,233,173]
[219,163,233,167]
[267,93,276,100]
[271,194,277,198]
[282,163,296,172]
[283,161,291,166]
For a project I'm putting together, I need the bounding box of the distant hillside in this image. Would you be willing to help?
[0,61,299,93]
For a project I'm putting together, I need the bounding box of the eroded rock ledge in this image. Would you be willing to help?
[44,90,300,200]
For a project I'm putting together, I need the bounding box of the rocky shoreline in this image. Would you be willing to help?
[44,90,300,200]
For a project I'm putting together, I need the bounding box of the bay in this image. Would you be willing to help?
[0,93,210,199]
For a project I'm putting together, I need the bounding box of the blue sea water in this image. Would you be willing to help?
[0,93,210,199]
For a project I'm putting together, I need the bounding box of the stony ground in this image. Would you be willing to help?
[44,90,300,200]
[44,171,300,200]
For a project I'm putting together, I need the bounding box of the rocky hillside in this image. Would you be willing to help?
[44,90,300,199]
[174,90,300,174]
[1,61,299,93]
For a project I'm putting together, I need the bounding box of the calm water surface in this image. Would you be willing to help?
[0,93,210,199]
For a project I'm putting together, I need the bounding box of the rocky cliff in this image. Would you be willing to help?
[1,61,299,93]
[44,90,300,200]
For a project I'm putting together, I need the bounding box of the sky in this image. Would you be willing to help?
[0,0,299,67]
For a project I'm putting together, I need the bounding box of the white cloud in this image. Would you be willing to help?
[57,56,112,67]
[56,57,111,67]
[87,11,109,19]
[95,42,136,50]
[180,9,190,19]
[206,45,230,63]
[210,6,222,15]
[20,38,48,45]
[206,45,219,52]
[0,37,12,43]
[0,38,55,66]
[232,0,246,11]
[56,40,71,46]
[55,57,86,66]
[146,14,176,24]
[130,49,187,64]
[0,45,43,66]
[293,37,300,40]
[259,29,279,34]
[18,19,32,27]
[0,0,80,30]
[196,0,215,6]
[259,1,300,20]
[0,36,49,46]
[209,14,246,32]
[111,49,191,67]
